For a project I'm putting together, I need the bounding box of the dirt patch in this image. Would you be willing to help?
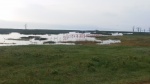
[130,81,150,84]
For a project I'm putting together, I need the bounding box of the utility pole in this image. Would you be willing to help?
[139,27,142,32]
[149,28,150,32]
[133,26,135,32]
[25,24,27,30]
[136,27,140,32]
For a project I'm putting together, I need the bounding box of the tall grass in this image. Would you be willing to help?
[0,44,150,84]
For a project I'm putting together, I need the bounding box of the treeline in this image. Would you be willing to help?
[0,28,149,35]
[0,29,79,34]
[0,29,115,35]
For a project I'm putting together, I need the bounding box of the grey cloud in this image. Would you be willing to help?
[0,0,150,31]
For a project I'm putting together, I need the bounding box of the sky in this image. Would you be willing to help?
[0,0,150,31]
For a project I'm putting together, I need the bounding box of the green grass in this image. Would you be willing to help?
[0,35,150,84]
[96,34,150,46]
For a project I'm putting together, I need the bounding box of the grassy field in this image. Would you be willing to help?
[97,34,150,46]
[0,34,150,84]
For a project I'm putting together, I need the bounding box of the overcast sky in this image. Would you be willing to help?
[0,0,150,31]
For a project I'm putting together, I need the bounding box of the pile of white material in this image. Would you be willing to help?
[0,32,122,46]
[0,32,100,46]
[111,33,123,36]
[98,39,121,45]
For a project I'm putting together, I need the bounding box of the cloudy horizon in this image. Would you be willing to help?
[0,0,150,31]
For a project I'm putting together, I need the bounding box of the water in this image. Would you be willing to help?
[0,32,121,46]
